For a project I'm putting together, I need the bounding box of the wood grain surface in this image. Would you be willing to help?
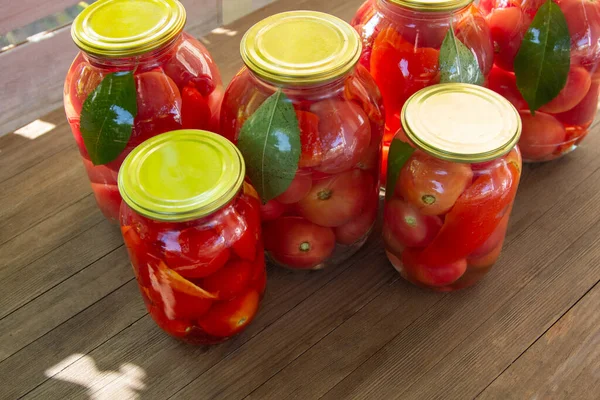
[0,0,599,398]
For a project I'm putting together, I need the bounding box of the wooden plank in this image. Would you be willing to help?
[479,282,600,399]
[0,0,79,34]
[0,245,131,362]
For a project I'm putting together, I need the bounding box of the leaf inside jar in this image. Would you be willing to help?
[237,90,301,203]
[385,138,415,200]
[79,71,138,165]
[438,27,484,85]
[514,0,571,113]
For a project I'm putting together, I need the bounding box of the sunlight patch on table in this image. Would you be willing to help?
[14,119,56,140]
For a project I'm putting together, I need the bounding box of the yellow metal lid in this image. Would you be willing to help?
[240,11,361,85]
[389,0,474,12]
[118,130,245,222]
[72,0,186,57]
[401,83,521,163]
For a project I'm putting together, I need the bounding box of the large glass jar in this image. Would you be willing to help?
[119,130,265,344]
[64,0,223,222]
[483,0,600,161]
[383,84,522,291]
[351,0,494,181]
[220,11,384,270]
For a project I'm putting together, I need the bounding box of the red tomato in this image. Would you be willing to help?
[561,0,600,68]
[403,248,467,287]
[383,226,406,256]
[540,66,592,113]
[263,217,336,269]
[122,225,157,286]
[90,183,122,221]
[148,304,192,338]
[163,36,217,94]
[297,169,372,227]
[518,111,567,160]
[487,66,527,109]
[467,240,504,269]
[556,82,599,127]
[275,171,312,204]
[397,151,473,216]
[202,259,254,300]
[418,160,519,266]
[488,6,529,71]
[296,110,324,168]
[371,27,439,122]
[310,99,372,174]
[343,64,385,126]
[455,9,495,75]
[334,190,378,245]
[83,158,118,185]
[383,198,443,248]
[198,289,260,338]
[216,206,259,261]
[181,85,212,130]
[161,227,231,278]
[260,200,288,221]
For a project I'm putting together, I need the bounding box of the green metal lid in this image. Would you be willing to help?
[389,0,474,12]
[401,83,522,163]
[71,0,186,57]
[118,130,245,222]
[241,11,361,85]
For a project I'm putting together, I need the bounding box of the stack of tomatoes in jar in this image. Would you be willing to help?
[64,0,222,222]
[220,11,384,270]
[483,0,600,161]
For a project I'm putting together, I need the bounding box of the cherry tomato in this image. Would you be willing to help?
[539,66,591,114]
[382,226,406,256]
[181,85,212,130]
[90,183,122,221]
[163,35,217,94]
[161,227,231,278]
[488,6,529,71]
[148,304,192,338]
[264,216,336,269]
[202,259,254,300]
[397,151,473,216]
[487,66,527,109]
[198,289,260,338]
[310,99,371,174]
[456,9,495,75]
[295,110,324,168]
[216,206,259,261]
[371,27,439,121]
[297,169,372,227]
[383,198,443,248]
[556,82,599,127]
[403,248,467,287]
[334,190,378,245]
[561,0,600,68]
[260,200,288,221]
[275,171,312,204]
[418,159,519,266]
[518,110,567,160]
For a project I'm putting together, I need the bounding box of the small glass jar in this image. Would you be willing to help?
[483,0,600,161]
[383,84,522,291]
[64,0,223,222]
[220,11,384,270]
[119,130,265,344]
[351,0,493,181]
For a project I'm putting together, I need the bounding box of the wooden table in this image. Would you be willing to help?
[1,1,600,399]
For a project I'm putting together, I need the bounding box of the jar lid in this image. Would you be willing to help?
[240,11,361,85]
[72,0,186,57]
[118,130,245,222]
[401,83,521,163]
[389,0,473,12]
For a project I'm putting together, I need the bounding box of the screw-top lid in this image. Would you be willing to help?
[401,83,521,163]
[72,0,186,57]
[118,130,245,222]
[389,0,474,12]
[240,11,361,85]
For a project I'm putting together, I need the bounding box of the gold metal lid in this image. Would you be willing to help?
[240,11,361,85]
[389,0,474,12]
[401,83,521,163]
[71,0,186,57]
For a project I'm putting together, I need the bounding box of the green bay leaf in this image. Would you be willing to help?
[439,27,484,85]
[514,0,571,113]
[80,71,138,165]
[237,90,301,203]
[385,139,415,200]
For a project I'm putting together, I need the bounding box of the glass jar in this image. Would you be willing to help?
[351,0,494,181]
[220,11,384,270]
[64,0,223,222]
[483,0,600,161]
[383,84,522,291]
[119,130,265,344]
